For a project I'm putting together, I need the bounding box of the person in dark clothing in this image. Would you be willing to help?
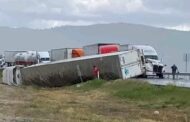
[171,64,178,80]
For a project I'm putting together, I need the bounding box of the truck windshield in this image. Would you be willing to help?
[145,55,158,60]
[41,58,50,61]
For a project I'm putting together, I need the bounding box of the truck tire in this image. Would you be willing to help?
[158,74,164,79]
[140,74,147,78]
[143,75,148,78]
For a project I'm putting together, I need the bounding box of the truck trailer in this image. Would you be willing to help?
[3,50,145,87]
[50,48,84,61]
[83,43,120,56]
[4,51,27,66]
[14,51,51,66]
[14,51,38,66]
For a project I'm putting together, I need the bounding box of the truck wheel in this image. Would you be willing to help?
[144,75,148,78]
[137,74,147,78]
[158,74,164,79]
[141,74,147,78]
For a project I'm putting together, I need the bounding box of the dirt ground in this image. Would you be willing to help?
[0,81,189,122]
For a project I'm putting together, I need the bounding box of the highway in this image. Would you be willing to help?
[135,77,190,88]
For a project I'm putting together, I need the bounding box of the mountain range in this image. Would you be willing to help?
[0,23,190,72]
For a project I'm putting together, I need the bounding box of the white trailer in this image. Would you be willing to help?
[4,51,26,66]
[83,44,100,56]
[3,50,145,86]
[83,43,119,56]
[119,50,145,79]
[50,48,73,61]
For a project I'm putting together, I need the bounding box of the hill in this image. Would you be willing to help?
[0,23,190,71]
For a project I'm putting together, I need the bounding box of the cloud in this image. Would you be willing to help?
[166,24,190,31]
[74,0,144,14]
[0,0,189,30]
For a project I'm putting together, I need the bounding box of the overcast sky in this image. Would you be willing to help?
[0,0,189,31]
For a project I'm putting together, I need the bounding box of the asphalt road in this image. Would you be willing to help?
[135,77,190,88]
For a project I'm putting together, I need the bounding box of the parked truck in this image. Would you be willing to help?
[83,43,120,56]
[14,51,38,66]
[14,51,50,66]
[37,52,50,63]
[50,48,84,61]
[120,44,165,78]
[4,51,26,66]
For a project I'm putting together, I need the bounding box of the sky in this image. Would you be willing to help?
[0,0,190,31]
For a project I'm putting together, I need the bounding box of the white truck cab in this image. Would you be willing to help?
[121,45,165,78]
[37,52,50,63]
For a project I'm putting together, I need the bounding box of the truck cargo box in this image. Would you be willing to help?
[50,48,73,61]
[51,48,84,61]
[99,45,119,54]
[4,51,27,66]
[84,43,119,56]
[72,48,84,58]
[120,44,129,51]
[19,50,145,87]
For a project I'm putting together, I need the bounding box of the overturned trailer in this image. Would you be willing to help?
[3,50,145,87]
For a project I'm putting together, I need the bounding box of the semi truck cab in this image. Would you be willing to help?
[131,45,164,78]
[37,52,50,63]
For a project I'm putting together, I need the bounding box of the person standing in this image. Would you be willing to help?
[93,66,100,79]
[171,64,178,80]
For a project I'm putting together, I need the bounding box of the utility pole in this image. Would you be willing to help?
[184,53,190,72]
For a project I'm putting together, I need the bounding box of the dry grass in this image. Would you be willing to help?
[0,80,189,122]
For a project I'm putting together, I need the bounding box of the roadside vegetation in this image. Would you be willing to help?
[0,69,3,78]
[0,79,190,121]
[74,80,190,109]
